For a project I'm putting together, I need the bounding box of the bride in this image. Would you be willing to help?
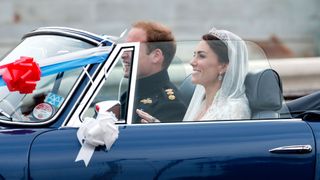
[137,28,251,122]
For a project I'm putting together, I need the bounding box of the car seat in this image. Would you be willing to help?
[244,69,283,119]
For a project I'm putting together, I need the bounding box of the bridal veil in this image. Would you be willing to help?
[183,29,251,121]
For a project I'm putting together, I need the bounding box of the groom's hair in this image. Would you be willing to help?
[132,21,176,70]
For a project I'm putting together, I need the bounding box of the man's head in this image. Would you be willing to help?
[122,21,176,78]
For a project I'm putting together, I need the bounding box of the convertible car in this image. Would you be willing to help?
[0,27,319,179]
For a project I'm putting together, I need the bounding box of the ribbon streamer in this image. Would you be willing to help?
[0,46,111,87]
[75,111,119,167]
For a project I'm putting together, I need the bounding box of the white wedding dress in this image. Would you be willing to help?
[183,29,251,121]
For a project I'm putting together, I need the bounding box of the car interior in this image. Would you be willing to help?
[286,91,320,119]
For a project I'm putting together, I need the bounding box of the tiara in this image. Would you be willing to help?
[209,28,228,41]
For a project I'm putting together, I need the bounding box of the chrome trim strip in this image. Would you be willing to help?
[36,27,105,39]
[24,29,102,46]
[117,118,303,127]
[125,43,139,125]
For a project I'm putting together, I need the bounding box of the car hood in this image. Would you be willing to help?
[0,128,54,179]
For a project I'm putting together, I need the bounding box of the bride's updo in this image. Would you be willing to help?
[202,33,229,65]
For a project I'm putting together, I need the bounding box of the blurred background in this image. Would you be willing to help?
[0,0,319,58]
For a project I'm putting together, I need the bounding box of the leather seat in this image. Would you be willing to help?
[244,69,283,119]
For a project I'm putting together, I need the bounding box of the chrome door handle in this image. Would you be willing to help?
[269,145,312,154]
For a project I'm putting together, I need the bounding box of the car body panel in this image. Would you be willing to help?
[0,129,52,179]
[305,121,320,180]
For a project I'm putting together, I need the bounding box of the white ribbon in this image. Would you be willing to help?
[75,111,119,166]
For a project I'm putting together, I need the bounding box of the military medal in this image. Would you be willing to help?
[165,89,173,93]
[165,88,176,100]
[168,95,176,100]
[166,91,174,95]
[140,98,152,104]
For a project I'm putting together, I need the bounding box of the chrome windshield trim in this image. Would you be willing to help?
[23,29,104,46]
[66,42,140,127]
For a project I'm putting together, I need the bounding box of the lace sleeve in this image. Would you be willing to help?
[228,99,251,120]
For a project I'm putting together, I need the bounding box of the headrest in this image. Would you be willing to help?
[245,69,283,111]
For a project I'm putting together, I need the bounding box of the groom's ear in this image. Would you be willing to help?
[150,48,164,64]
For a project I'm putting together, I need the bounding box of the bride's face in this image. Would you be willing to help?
[190,40,227,87]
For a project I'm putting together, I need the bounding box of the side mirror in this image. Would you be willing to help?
[95,100,120,119]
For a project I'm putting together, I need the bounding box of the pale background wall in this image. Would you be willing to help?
[0,0,320,57]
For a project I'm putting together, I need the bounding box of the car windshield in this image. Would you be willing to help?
[0,35,97,124]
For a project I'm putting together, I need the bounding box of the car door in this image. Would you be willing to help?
[28,119,315,179]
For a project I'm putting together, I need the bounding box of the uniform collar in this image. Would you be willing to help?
[136,70,170,96]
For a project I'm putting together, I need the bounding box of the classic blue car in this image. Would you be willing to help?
[0,27,319,179]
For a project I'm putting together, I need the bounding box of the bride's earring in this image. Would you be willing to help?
[218,72,223,81]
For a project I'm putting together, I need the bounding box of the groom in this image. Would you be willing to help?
[120,21,187,123]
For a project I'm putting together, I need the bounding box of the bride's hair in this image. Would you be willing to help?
[202,34,229,65]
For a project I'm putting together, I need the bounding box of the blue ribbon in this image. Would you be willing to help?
[0,52,109,87]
